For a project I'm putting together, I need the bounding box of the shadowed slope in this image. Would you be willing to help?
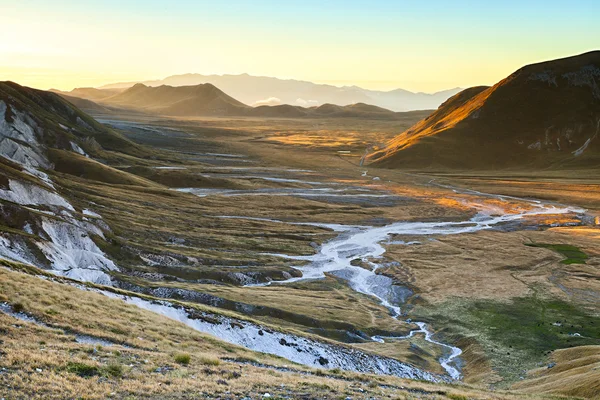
[57,94,112,114]
[368,51,600,170]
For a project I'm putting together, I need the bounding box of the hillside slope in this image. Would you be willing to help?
[1,263,558,400]
[0,81,152,285]
[367,51,600,170]
[1,81,143,158]
[1,81,598,399]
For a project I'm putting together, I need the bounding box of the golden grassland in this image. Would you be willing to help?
[353,337,449,377]
[382,228,600,306]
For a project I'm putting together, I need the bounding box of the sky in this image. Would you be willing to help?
[1,0,599,92]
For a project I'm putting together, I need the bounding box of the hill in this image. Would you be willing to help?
[96,73,461,112]
[248,103,310,118]
[367,51,600,170]
[246,102,410,119]
[310,102,401,119]
[58,93,112,113]
[101,83,251,116]
[2,263,559,400]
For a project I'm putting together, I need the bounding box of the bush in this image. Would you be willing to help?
[66,362,99,378]
[102,362,123,378]
[12,302,24,313]
[174,353,191,365]
[198,356,220,366]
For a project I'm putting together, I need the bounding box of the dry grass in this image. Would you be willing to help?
[48,149,161,187]
[0,266,556,399]
[514,346,600,398]
[354,336,448,376]
[382,228,600,305]
[61,114,598,395]
[177,276,417,336]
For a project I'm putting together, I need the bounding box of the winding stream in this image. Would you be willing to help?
[244,200,585,379]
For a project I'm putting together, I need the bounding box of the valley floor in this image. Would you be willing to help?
[1,112,599,398]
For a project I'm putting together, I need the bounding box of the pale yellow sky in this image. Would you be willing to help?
[1,1,598,93]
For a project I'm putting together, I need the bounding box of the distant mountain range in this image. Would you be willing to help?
[367,51,600,170]
[54,83,430,120]
[94,73,461,112]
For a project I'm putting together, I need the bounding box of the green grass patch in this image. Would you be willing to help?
[414,296,600,385]
[65,361,123,378]
[525,242,588,264]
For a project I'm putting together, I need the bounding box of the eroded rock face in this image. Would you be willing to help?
[0,235,41,266]
[0,100,51,169]
[0,180,73,209]
[36,219,117,286]
[0,93,118,285]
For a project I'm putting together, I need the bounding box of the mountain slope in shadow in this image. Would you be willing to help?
[367,51,600,170]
